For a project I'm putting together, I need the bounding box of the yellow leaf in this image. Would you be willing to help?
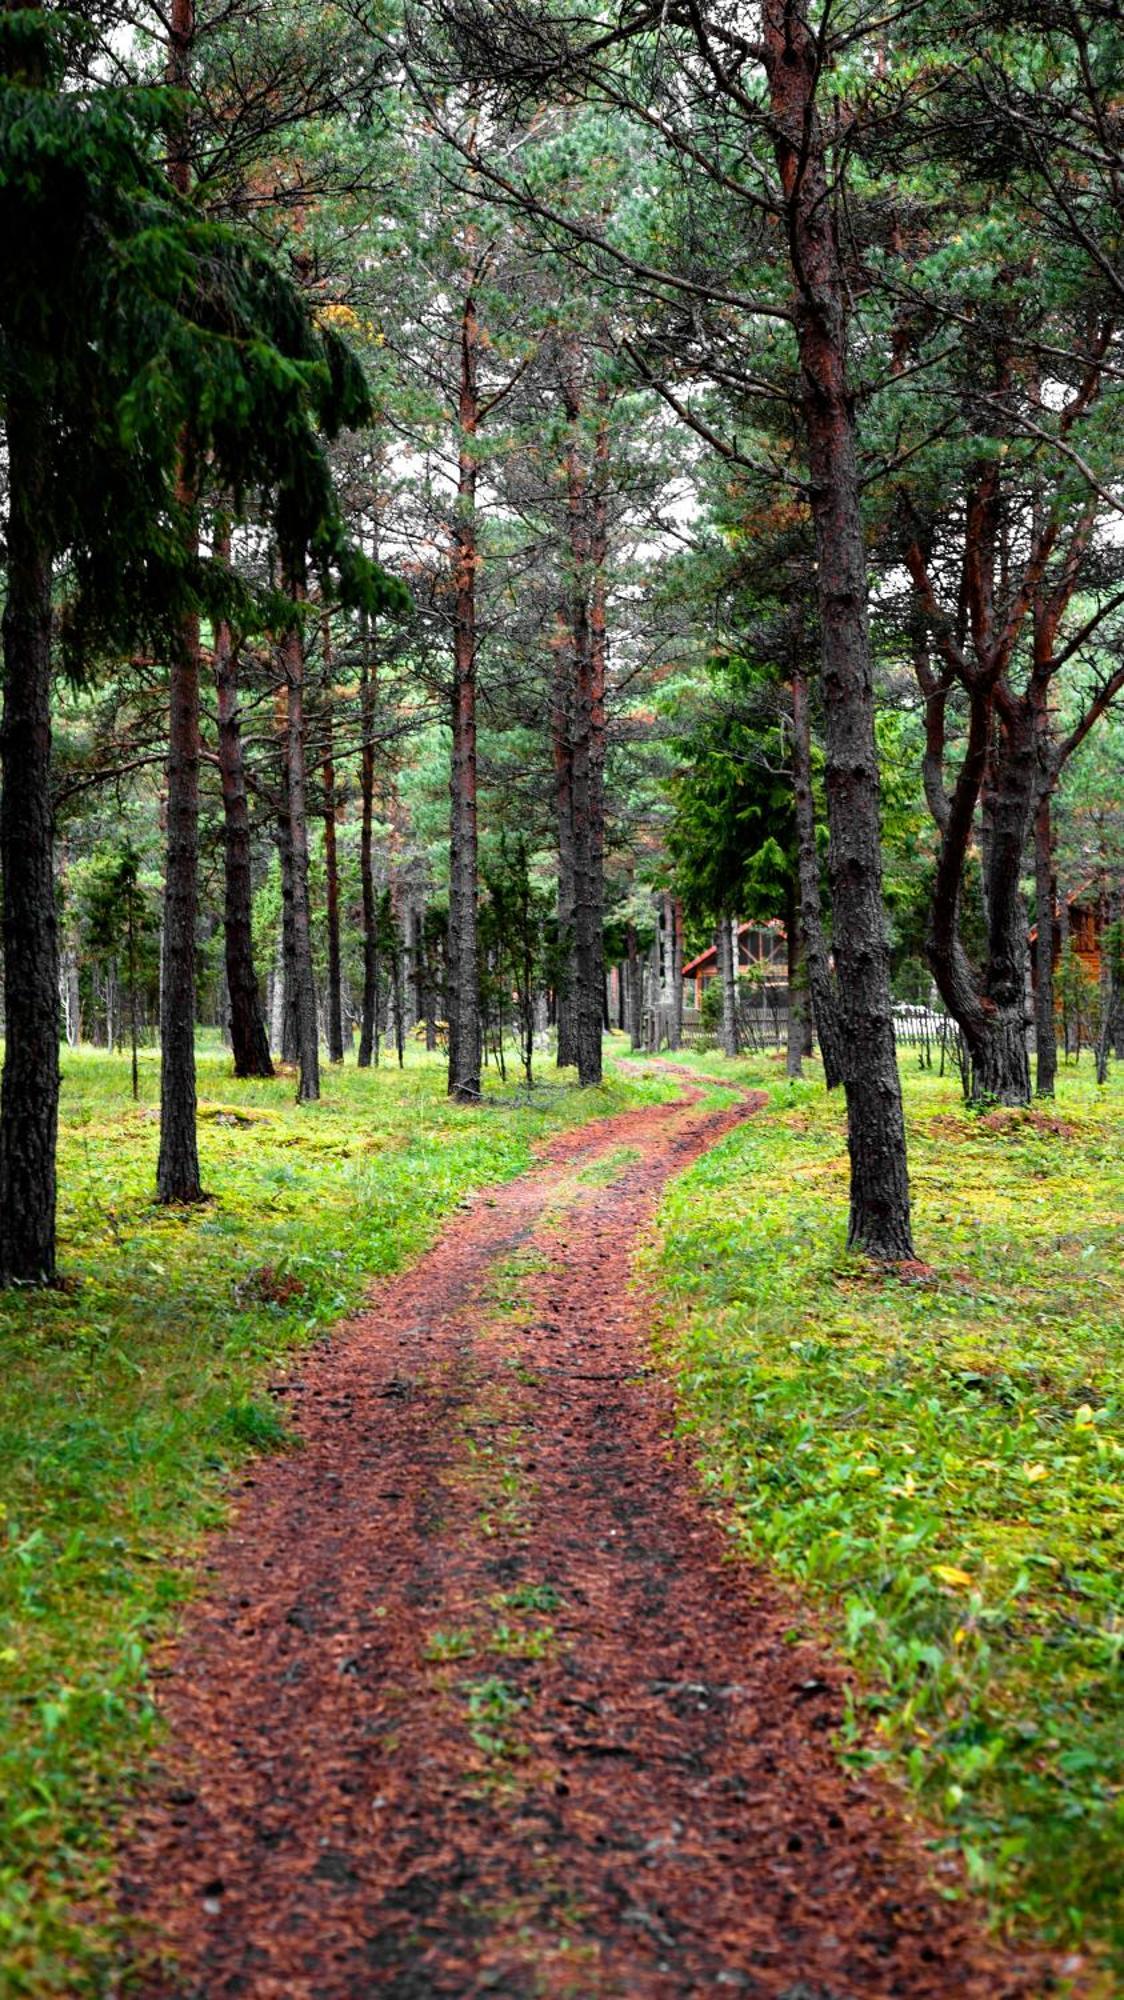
[934,1564,974,1589]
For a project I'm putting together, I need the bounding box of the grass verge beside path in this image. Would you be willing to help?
[644,1048,1123,1980]
[0,1040,675,1997]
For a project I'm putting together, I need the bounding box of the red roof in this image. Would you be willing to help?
[682,919,785,978]
[1028,877,1107,945]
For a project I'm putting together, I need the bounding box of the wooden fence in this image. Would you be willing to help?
[676,997,972,1074]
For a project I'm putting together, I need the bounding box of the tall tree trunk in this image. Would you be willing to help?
[423,915,438,1051]
[358,610,379,1068]
[645,935,660,1051]
[127,894,140,1101]
[717,913,740,1058]
[281,593,320,1103]
[561,353,606,1087]
[400,895,418,1034]
[65,952,81,1048]
[670,897,684,1050]
[321,657,345,1065]
[447,287,482,1102]
[411,906,428,1039]
[1033,789,1057,1098]
[1115,903,1124,1061]
[569,599,601,1084]
[214,528,273,1079]
[1096,886,1122,1082]
[791,664,843,1087]
[276,758,300,1066]
[552,608,579,1069]
[927,696,1034,1105]
[786,880,804,1079]
[585,401,609,1080]
[156,0,205,1202]
[1058,884,1072,1059]
[553,830,577,1066]
[658,894,672,1044]
[157,526,204,1203]
[626,921,643,1051]
[972,712,1033,1103]
[0,389,60,1283]
[765,0,912,1256]
[387,891,406,1069]
[269,935,285,1051]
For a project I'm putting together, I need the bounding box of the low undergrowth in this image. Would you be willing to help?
[647,1050,1124,1978]
[0,1040,673,1997]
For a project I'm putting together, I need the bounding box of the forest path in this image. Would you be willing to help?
[117,1078,1047,1999]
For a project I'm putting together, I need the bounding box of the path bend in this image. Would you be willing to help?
[117,1079,1051,1999]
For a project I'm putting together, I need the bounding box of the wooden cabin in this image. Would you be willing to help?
[682,920,788,1011]
[1029,880,1112,988]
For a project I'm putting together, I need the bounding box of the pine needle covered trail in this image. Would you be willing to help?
[119,1087,1044,1999]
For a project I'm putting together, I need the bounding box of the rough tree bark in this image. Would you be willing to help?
[275,747,300,1065]
[976,705,1035,1103]
[157,0,205,1204]
[765,0,913,1257]
[1096,887,1122,1082]
[568,569,601,1084]
[902,331,1122,1105]
[1032,792,1058,1098]
[670,897,684,1051]
[717,912,740,1058]
[585,397,609,1077]
[790,664,844,1087]
[387,883,406,1069]
[786,882,804,1079]
[214,525,273,1079]
[157,522,205,1203]
[560,348,606,1086]
[552,607,579,1069]
[280,583,320,1103]
[0,388,60,1283]
[357,608,380,1068]
[626,920,643,1051]
[447,284,483,1101]
[320,625,345,1064]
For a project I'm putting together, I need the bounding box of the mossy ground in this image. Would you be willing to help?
[0,1035,674,1997]
[645,1046,1124,1973]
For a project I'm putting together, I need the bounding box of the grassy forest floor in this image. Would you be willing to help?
[109,1074,1040,2000]
[0,1038,1120,1994]
[645,1048,1123,1978]
[0,1041,677,1996]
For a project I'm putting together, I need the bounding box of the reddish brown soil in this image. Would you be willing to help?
[927,1109,1080,1141]
[117,1085,1055,1998]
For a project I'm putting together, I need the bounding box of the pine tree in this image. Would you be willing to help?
[0,8,404,1277]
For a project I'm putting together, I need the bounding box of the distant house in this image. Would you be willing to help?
[1029,879,1114,988]
[682,920,787,1011]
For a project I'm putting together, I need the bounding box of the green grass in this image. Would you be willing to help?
[645,1047,1124,1975]
[0,1038,675,1998]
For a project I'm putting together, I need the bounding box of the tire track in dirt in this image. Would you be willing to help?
[116,1081,1057,1998]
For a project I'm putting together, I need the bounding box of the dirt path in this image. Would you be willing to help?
[118,1083,1051,1998]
